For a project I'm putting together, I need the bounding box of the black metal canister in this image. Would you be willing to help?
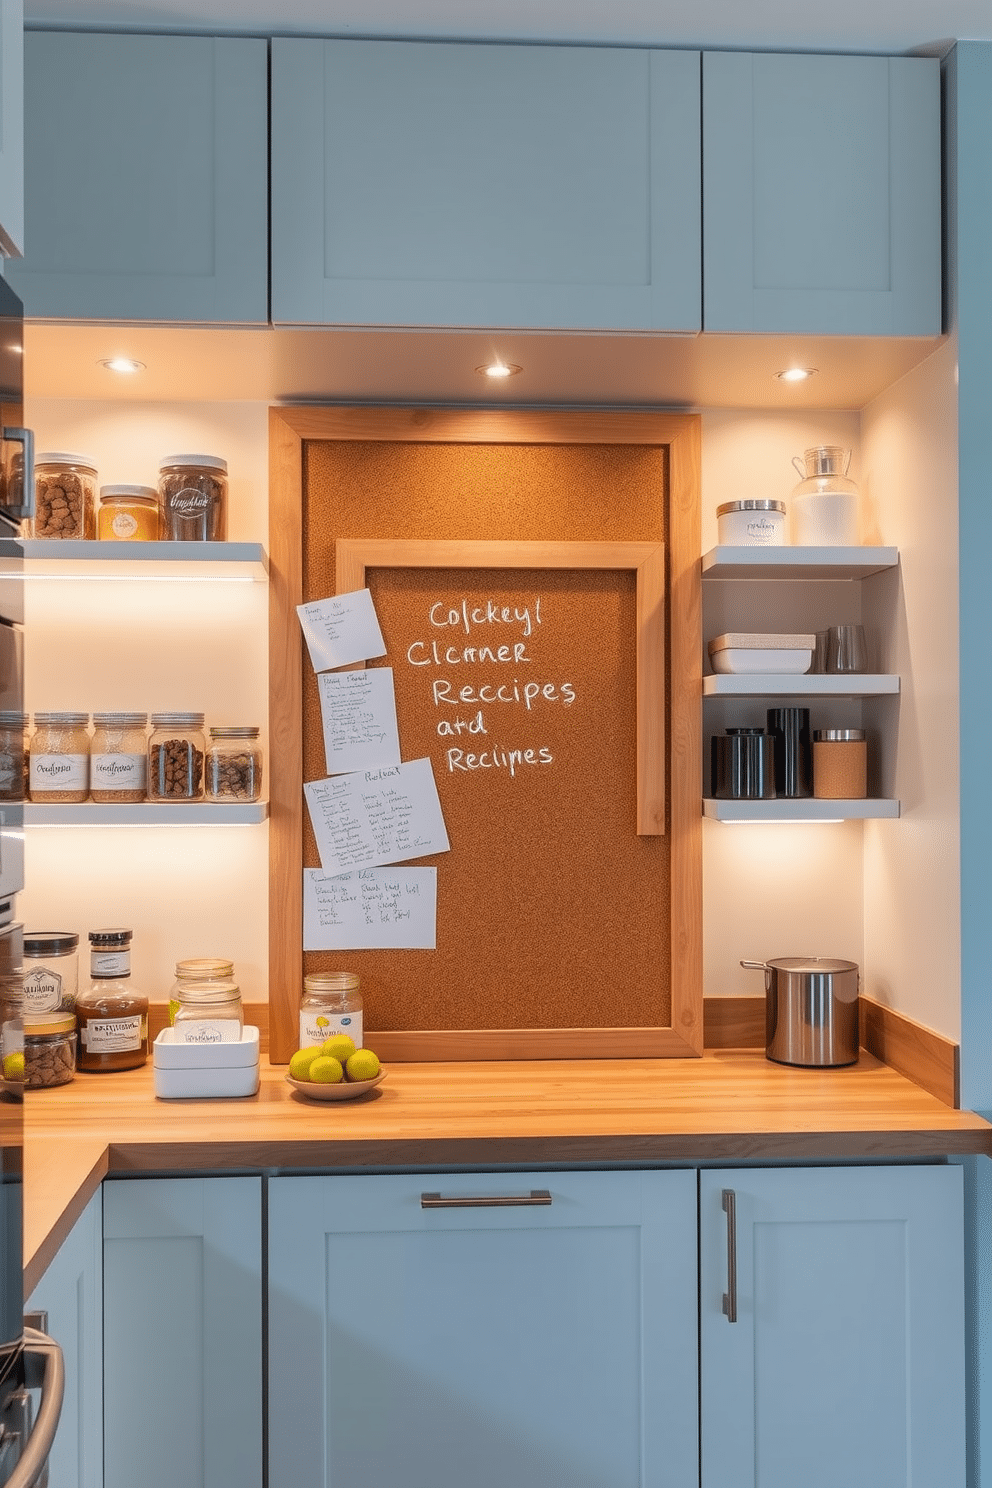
[711,728,776,799]
[766,707,812,797]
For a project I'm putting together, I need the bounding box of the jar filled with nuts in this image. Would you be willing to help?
[32,453,97,540]
[0,711,27,801]
[23,1012,76,1088]
[148,713,205,801]
[90,712,148,803]
[29,712,90,802]
[206,726,262,802]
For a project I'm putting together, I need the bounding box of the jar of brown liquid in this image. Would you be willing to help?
[75,928,148,1071]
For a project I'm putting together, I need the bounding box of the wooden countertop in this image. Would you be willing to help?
[23,1050,992,1294]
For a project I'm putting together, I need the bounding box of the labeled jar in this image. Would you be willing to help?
[148,713,205,801]
[76,928,148,1072]
[97,485,160,542]
[813,728,868,800]
[171,958,243,1043]
[158,454,227,541]
[716,499,786,547]
[29,712,90,802]
[0,711,27,801]
[206,727,262,802]
[300,971,363,1049]
[23,931,79,1014]
[23,1013,76,1089]
[32,452,97,540]
[90,712,148,803]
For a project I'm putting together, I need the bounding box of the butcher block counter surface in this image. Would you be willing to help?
[23,1050,992,1292]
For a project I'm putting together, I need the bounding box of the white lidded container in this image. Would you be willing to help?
[716,499,786,546]
[790,446,860,546]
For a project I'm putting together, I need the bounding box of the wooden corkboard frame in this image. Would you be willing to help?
[268,407,702,1065]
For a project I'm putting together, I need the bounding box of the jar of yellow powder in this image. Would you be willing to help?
[97,485,160,541]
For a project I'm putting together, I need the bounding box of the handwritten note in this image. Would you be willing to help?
[304,757,450,874]
[297,588,386,673]
[303,867,437,949]
[318,668,401,775]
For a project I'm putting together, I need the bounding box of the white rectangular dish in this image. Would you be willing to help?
[153,1025,260,1098]
[710,648,813,675]
[154,1024,259,1068]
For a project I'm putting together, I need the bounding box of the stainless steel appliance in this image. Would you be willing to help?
[741,956,861,1068]
[0,275,64,1488]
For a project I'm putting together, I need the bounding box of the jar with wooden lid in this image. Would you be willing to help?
[97,485,160,542]
[76,928,148,1072]
[148,713,205,801]
[206,727,262,802]
[29,712,90,802]
[32,452,97,540]
[158,453,227,541]
[171,958,243,1044]
[813,728,868,799]
[300,971,362,1049]
[0,712,27,801]
[23,1013,76,1088]
[90,712,148,802]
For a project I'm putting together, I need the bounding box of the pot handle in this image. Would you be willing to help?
[740,960,769,971]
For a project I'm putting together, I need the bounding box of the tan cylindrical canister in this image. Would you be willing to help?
[813,728,867,799]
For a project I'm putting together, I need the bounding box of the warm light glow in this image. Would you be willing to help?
[776,367,817,383]
[476,360,522,379]
[99,356,146,374]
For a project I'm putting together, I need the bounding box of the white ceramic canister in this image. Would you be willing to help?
[790,446,860,546]
[716,499,786,546]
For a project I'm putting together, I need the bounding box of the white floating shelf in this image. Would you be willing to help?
[25,801,268,826]
[703,673,900,697]
[703,798,900,822]
[701,546,899,581]
[19,539,268,581]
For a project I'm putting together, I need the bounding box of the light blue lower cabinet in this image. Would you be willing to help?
[268,1169,699,1488]
[699,1165,965,1488]
[102,1176,263,1488]
[26,1189,103,1488]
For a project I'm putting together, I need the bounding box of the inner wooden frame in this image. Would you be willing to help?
[268,406,702,1065]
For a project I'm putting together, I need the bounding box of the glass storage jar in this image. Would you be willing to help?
[158,453,227,541]
[97,484,160,541]
[206,726,262,802]
[22,931,79,1014]
[171,958,243,1043]
[90,712,148,803]
[23,1013,76,1088]
[148,713,205,801]
[300,971,362,1049]
[33,452,97,540]
[29,712,90,802]
[790,446,860,546]
[76,928,148,1072]
[0,711,27,801]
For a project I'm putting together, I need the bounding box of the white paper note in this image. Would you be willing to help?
[304,757,450,874]
[318,668,401,775]
[296,588,386,672]
[303,867,437,950]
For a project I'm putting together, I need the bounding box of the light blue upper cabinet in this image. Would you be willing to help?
[271,38,701,331]
[0,0,23,260]
[702,52,942,335]
[6,31,268,322]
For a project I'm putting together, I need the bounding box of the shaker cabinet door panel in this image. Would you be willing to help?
[271,38,701,331]
[699,1165,965,1488]
[7,32,268,323]
[103,1176,263,1488]
[0,0,22,260]
[702,52,941,335]
[268,1169,699,1488]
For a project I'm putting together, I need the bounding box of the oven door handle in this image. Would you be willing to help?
[1,428,33,524]
[5,1326,64,1488]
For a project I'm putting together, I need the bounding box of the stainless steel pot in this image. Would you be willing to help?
[740,956,860,1067]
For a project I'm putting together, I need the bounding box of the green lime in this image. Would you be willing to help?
[309,1056,344,1084]
[289,1046,325,1081]
[345,1048,380,1082]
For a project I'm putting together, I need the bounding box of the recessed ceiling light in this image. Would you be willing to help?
[99,357,146,374]
[475,360,522,379]
[776,367,817,383]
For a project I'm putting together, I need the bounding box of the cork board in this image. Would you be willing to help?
[268,407,702,1063]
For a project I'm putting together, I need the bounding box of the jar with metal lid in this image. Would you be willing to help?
[29,712,90,802]
[790,446,860,546]
[97,485,160,542]
[23,931,78,1014]
[76,928,148,1071]
[171,958,243,1044]
[206,727,262,802]
[23,1013,76,1088]
[0,711,26,801]
[813,728,868,799]
[716,499,786,547]
[32,452,97,540]
[148,713,205,801]
[90,712,148,803]
[158,453,227,541]
[300,971,362,1049]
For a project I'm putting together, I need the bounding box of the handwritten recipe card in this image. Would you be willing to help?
[304,757,450,874]
[318,668,401,776]
[297,588,386,672]
[303,867,437,950]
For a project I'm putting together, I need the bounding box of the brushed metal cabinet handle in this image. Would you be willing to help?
[721,1188,738,1323]
[2,428,33,522]
[421,1189,553,1209]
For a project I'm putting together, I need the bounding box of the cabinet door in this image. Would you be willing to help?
[269,1169,698,1488]
[271,38,701,331]
[103,1177,262,1488]
[6,32,267,323]
[702,53,941,335]
[26,1189,102,1488]
[700,1165,965,1488]
[0,0,22,260]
